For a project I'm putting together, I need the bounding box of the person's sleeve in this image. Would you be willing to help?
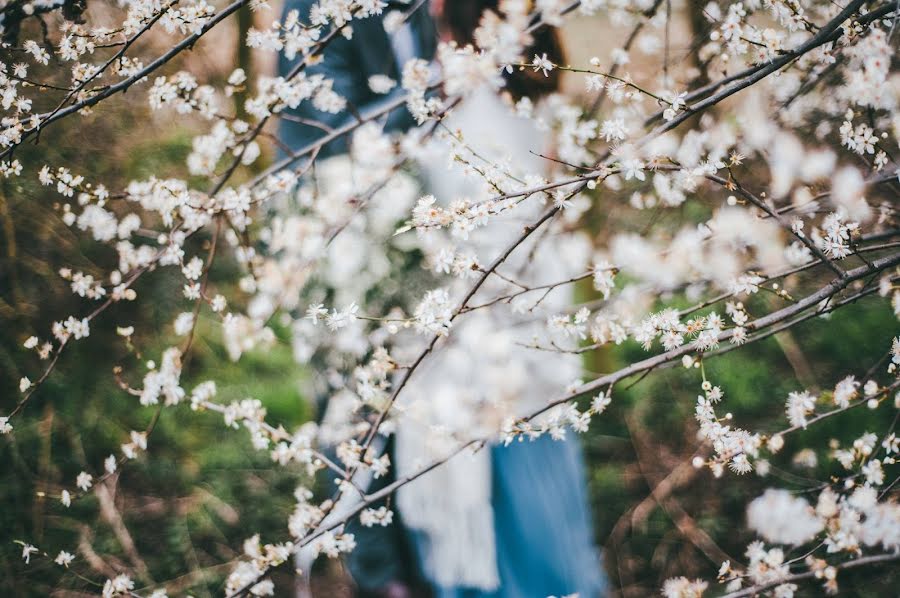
[277,3,429,160]
[276,0,368,159]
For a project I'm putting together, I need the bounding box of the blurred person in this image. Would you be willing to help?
[391,2,609,597]
[278,1,606,597]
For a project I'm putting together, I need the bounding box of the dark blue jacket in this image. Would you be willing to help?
[277,0,437,159]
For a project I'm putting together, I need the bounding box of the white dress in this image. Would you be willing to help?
[394,87,592,590]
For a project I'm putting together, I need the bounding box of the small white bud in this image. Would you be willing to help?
[767,434,784,452]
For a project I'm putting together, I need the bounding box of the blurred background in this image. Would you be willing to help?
[1,2,897,596]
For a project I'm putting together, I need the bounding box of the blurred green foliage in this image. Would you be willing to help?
[0,107,315,595]
[581,279,899,596]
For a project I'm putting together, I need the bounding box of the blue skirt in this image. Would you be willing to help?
[409,435,608,598]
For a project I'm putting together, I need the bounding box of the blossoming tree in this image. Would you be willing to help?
[2,0,899,596]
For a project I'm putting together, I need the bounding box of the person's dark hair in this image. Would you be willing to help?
[440,0,566,102]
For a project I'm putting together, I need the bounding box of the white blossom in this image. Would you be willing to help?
[54,551,75,567]
[747,489,824,545]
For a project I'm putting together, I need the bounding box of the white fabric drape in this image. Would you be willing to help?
[394,87,589,590]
